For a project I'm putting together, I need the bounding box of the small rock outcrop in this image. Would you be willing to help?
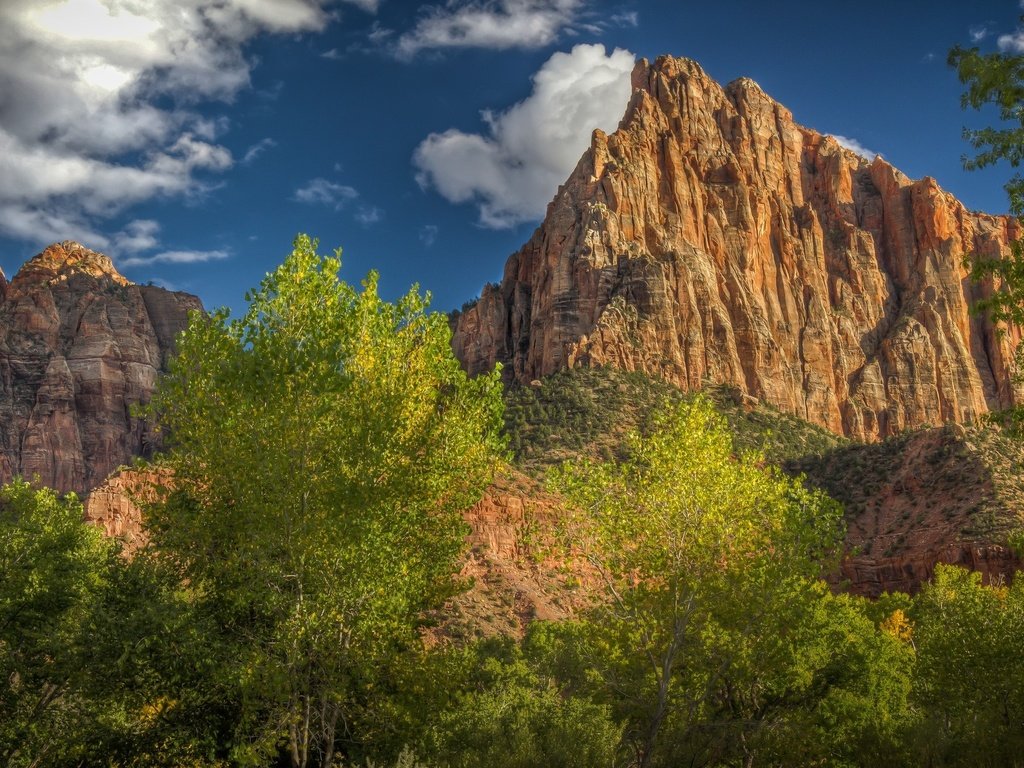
[82,467,170,552]
[452,56,1021,440]
[0,241,201,493]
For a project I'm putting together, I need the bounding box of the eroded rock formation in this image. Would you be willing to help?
[0,241,201,493]
[453,56,1021,440]
[83,467,170,553]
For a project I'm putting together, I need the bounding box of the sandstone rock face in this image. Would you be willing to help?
[452,471,591,637]
[83,465,587,638]
[452,56,1022,440]
[841,543,1019,598]
[83,467,170,552]
[0,241,201,493]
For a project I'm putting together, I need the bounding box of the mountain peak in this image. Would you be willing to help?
[16,241,130,287]
[631,55,709,92]
[452,53,1022,442]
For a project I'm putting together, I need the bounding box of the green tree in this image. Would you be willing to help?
[549,397,849,767]
[146,235,505,768]
[0,481,113,766]
[909,565,1024,767]
[75,550,236,767]
[412,637,621,768]
[950,42,1024,430]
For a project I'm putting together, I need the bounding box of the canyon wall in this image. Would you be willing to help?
[0,241,200,493]
[453,56,1021,440]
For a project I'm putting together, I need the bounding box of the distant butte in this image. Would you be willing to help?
[0,240,201,493]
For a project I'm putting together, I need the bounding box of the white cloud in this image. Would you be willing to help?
[242,137,277,164]
[970,23,991,43]
[342,0,380,11]
[0,0,335,249]
[355,206,383,225]
[293,178,360,208]
[394,0,582,58]
[999,29,1024,53]
[413,43,635,228]
[610,11,638,27]
[113,219,161,253]
[419,224,439,247]
[120,248,230,268]
[830,134,880,160]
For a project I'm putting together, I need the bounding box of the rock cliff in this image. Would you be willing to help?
[0,241,201,493]
[452,56,1022,440]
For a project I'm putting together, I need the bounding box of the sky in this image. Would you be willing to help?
[0,0,1022,315]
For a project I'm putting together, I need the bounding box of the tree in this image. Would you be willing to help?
[414,636,621,768]
[145,235,505,768]
[908,565,1024,767]
[0,481,112,767]
[0,478,239,768]
[950,42,1024,430]
[549,397,849,767]
[75,549,238,767]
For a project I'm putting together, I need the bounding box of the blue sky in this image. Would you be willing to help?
[0,0,1021,315]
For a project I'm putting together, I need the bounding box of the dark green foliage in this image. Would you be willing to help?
[0,482,112,767]
[707,384,846,462]
[366,633,620,768]
[905,565,1024,767]
[75,552,237,767]
[0,481,230,768]
[950,43,1024,434]
[503,366,844,474]
[421,637,620,768]
[503,366,683,472]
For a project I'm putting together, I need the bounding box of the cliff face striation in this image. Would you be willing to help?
[0,241,201,494]
[452,56,1021,440]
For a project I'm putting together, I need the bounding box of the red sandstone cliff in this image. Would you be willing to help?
[452,56,1022,440]
[0,241,201,493]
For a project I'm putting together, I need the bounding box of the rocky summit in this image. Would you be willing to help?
[0,241,201,494]
[452,55,1022,441]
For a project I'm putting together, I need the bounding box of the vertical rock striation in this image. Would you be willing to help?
[452,56,1021,440]
[0,241,201,493]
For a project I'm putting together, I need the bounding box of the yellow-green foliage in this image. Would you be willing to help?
[146,234,506,767]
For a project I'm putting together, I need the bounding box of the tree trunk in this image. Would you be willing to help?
[322,699,340,768]
[638,652,675,768]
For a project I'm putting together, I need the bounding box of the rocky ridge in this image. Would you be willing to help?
[0,241,201,493]
[452,56,1022,441]
[790,423,1024,596]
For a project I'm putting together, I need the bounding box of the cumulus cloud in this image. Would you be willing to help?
[120,248,230,268]
[999,29,1024,53]
[831,134,880,160]
[394,0,582,58]
[0,0,336,250]
[112,219,161,254]
[413,43,634,228]
[293,178,360,208]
